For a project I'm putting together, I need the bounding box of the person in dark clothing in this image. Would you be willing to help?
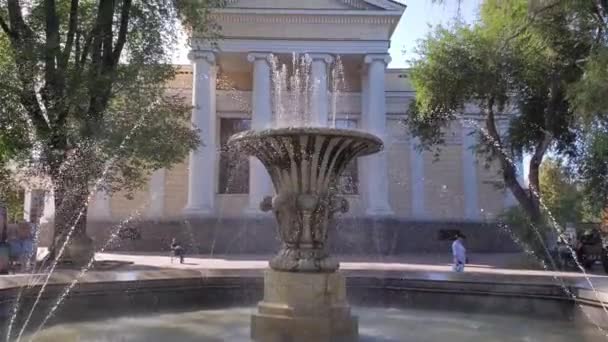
[171,238,185,264]
[0,202,10,274]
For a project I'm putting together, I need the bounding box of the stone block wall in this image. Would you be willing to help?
[82,218,521,255]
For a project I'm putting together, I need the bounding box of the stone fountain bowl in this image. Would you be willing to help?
[228,127,383,194]
[228,127,383,273]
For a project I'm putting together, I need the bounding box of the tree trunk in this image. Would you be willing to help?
[48,175,94,266]
[483,102,544,224]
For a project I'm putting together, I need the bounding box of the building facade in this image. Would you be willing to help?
[29,0,521,253]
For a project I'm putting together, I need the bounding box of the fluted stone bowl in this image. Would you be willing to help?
[228,127,383,272]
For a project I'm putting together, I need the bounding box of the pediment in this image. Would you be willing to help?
[225,0,405,11]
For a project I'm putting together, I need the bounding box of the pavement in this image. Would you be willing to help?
[91,251,608,277]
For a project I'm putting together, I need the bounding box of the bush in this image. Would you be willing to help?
[498,207,556,268]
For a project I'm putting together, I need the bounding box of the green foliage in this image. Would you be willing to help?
[0,0,223,190]
[499,205,553,265]
[577,121,608,213]
[539,158,584,224]
[569,47,608,124]
[0,166,23,223]
[406,0,605,222]
[0,0,223,244]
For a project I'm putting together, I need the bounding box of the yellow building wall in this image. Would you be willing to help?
[164,162,189,218]
[476,159,507,220]
[386,119,412,217]
[110,186,150,220]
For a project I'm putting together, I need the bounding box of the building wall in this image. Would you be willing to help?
[97,67,509,223]
[477,158,507,220]
[109,187,149,220]
[164,162,188,218]
[386,118,412,216]
[422,123,466,220]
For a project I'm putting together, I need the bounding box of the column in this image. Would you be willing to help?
[309,54,334,126]
[245,52,274,214]
[23,189,47,223]
[462,125,480,220]
[40,191,55,224]
[88,189,112,221]
[410,137,426,218]
[360,54,393,216]
[147,169,166,220]
[183,50,217,217]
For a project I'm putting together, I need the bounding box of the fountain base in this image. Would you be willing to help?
[251,269,358,342]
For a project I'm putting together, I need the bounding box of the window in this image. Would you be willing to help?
[219,118,251,194]
[333,119,359,195]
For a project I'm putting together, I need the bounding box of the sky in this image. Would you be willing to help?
[172,0,483,66]
[388,0,482,68]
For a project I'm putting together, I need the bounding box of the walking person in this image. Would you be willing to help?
[451,232,467,272]
[170,238,185,264]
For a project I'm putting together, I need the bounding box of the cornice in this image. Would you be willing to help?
[193,38,390,55]
[211,12,401,25]
[224,0,405,12]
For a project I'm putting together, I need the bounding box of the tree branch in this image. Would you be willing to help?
[78,31,93,68]
[6,0,49,136]
[100,0,115,69]
[41,0,63,126]
[484,98,538,220]
[528,72,559,202]
[112,0,132,65]
[59,0,79,71]
[500,0,562,50]
[7,0,30,40]
[528,132,552,193]
[0,15,14,38]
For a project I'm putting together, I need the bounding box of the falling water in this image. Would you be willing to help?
[270,54,345,128]
[456,116,608,321]
[5,222,44,342]
[25,207,148,342]
[14,110,150,342]
[330,56,346,128]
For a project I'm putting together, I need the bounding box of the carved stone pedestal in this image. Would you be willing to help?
[251,269,358,342]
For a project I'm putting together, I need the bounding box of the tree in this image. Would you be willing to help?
[406,0,602,224]
[0,0,222,264]
[577,122,608,216]
[539,158,584,225]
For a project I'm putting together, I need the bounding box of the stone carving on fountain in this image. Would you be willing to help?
[229,127,383,273]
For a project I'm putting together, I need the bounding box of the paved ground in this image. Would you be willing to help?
[91,251,608,277]
[94,252,520,270]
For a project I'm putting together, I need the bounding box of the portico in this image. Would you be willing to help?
[183,0,405,217]
[36,0,516,230]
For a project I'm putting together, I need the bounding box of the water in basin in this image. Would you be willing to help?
[30,307,602,342]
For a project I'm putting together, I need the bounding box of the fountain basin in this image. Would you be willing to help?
[3,268,608,341]
[229,127,382,273]
[28,306,604,342]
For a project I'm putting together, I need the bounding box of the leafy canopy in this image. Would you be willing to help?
[407,0,604,221]
[0,0,223,198]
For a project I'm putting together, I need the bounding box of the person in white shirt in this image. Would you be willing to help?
[451,232,467,272]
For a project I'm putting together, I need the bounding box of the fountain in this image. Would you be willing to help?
[230,127,382,341]
[5,55,608,342]
[227,54,382,341]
